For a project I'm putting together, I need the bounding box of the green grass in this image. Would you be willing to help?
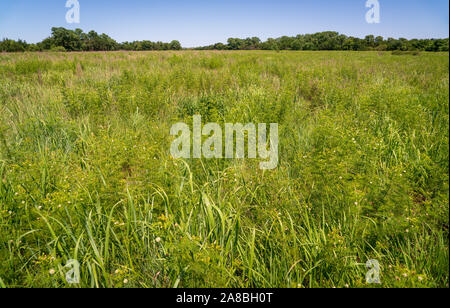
[0,50,448,288]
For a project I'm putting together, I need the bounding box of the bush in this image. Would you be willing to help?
[392,50,421,56]
[50,46,67,52]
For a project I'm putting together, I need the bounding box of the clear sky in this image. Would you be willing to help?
[0,0,448,47]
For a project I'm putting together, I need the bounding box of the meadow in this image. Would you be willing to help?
[0,50,448,288]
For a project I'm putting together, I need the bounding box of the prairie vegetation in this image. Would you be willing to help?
[0,50,448,288]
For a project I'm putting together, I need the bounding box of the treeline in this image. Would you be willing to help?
[0,27,182,52]
[1,28,448,52]
[196,32,449,52]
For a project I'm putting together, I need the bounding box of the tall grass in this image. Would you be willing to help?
[0,51,448,288]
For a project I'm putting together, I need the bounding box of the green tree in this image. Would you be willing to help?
[169,40,182,50]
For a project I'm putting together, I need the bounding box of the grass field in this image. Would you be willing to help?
[0,50,448,288]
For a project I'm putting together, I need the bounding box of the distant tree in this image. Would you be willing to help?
[250,37,261,49]
[2,27,448,53]
[365,35,375,49]
[0,39,28,52]
[197,32,448,52]
[432,39,449,52]
[213,43,226,50]
[50,27,82,51]
[169,40,182,50]
[398,38,409,51]
[227,38,242,50]
[27,44,41,52]
[278,36,293,50]
[375,36,384,44]
[262,38,279,50]
[291,39,303,50]
[386,38,402,51]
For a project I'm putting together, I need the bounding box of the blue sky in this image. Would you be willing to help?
[0,0,448,47]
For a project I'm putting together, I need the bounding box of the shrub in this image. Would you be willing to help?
[50,46,67,52]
